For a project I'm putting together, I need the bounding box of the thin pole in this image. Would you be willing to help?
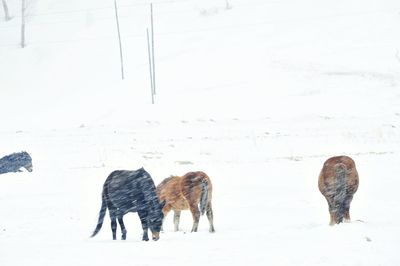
[150,3,156,94]
[147,28,154,104]
[225,0,232,10]
[2,0,11,21]
[21,0,25,48]
[114,0,124,80]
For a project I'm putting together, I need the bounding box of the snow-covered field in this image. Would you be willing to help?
[1,0,400,265]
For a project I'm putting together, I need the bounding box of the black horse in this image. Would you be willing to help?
[91,168,165,241]
[0,151,33,175]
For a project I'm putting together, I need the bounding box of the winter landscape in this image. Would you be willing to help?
[1,0,400,265]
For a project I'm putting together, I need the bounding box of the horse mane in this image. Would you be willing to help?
[159,175,174,186]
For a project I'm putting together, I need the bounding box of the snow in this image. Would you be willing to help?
[1,0,400,265]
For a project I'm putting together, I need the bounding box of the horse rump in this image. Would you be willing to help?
[318,156,359,225]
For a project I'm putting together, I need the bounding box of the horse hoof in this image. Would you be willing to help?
[152,236,160,241]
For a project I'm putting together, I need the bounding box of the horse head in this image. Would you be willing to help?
[20,151,33,172]
[149,200,165,241]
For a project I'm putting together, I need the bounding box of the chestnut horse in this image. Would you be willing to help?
[318,156,359,225]
[156,171,215,233]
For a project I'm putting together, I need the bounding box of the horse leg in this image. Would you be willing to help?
[189,204,200,232]
[206,202,215,233]
[327,197,336,225]
[138,210,149,241]
[344,209,351,223]
[108,209,118,240]
[173,210,181,232]
[343,194,354,223]
[111,218,117,240]
[118,216,127,240]
[161,204,172,232]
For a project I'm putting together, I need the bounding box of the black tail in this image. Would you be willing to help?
[91,195,107,237]
[199,179,208,216]
[333,163,347,224]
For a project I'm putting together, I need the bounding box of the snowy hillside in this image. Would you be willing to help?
[1,0,400,265]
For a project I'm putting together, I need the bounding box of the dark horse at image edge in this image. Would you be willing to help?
[0,151,33,175]
[91,168,165,241]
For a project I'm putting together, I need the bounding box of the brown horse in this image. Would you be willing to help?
[318,156,359,225]
[156,171,215,233]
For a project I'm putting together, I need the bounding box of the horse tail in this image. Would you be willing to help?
[333,163,347,224]
[91,194,107,237]
[199,178,209,216]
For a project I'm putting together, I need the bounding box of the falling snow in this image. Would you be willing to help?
[1,0,400,265]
